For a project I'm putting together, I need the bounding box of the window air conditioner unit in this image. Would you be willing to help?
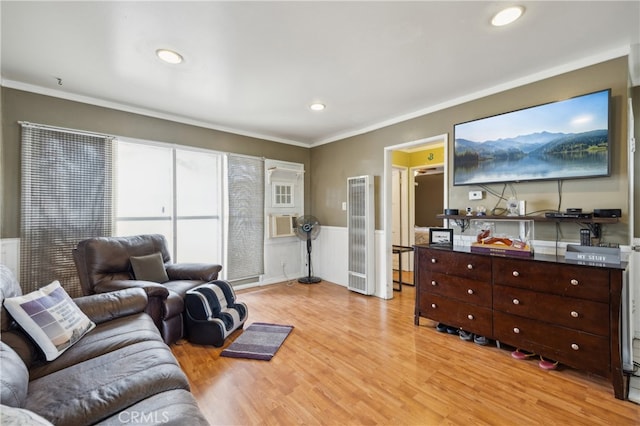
[270,215,297,238]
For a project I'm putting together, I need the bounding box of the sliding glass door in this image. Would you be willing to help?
[115,141,223,264]
[115,142,173,243]
[175,149,222,263]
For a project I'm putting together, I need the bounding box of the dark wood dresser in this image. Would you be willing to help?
[414,244,627,400]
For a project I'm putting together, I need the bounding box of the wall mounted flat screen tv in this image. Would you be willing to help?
[453,89,611,186]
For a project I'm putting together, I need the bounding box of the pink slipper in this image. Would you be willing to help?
[511,349,536,360]
[538,357,559,370]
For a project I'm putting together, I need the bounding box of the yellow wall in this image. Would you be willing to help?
[391,151,409,167]
[392,146,444,168]
[410,146,444,168]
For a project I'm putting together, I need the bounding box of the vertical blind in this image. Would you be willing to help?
[226,154,264,282]
[20,123,113,297]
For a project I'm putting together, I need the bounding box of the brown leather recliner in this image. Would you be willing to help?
[73,234,222,345]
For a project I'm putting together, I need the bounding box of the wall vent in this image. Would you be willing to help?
[347,175,374,295]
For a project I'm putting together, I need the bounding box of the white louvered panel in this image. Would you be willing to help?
[347,175,374,295]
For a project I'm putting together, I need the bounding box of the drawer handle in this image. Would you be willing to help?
[467,289,474,295]
[571,343,580,351]
[431,303,437,309]
[513,299,520,305]
[571,311,579,318]
[431,280,437,286]
[431,258,437,264]
[512,271,520,277]
[467,314,474,320]
[570,279,579,286]
[467,264,473,270]
[513,327,520,334]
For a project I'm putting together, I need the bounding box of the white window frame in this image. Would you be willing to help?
[114,137,225,265]
[272,182,295,208]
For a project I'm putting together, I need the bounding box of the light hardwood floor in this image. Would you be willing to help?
[172,280,639,425]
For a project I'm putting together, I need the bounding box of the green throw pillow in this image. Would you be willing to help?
[130,252,169,283]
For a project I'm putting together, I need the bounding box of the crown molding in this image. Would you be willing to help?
[2,44,631,150]
[0,79,310,148]
[310,45,631,148]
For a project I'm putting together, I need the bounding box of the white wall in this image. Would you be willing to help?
[632,238,640,340]
[314,226,390,299]
[313,226,348,287]
[259,159,306,287]
[261,237,305,285]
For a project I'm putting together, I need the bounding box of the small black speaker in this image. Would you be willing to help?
[593,208,621,218]
[444,209,459,215]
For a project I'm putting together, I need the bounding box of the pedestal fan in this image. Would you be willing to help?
[294,215,322,284]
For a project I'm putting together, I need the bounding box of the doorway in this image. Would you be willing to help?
[413,166,445,235]
[382,134,448,300]
[391,167,408,270]
[412,165,445,256]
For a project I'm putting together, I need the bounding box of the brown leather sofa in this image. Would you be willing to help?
[73,234,222,345]
[0,264,208,425]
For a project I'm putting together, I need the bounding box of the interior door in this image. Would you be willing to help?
[391,168,402,269]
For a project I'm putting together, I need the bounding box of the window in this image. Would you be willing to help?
[20,124,270,292]
[272,183,294,207]
[175,149,223,263]
[115,141,223,264]
[115,142,173,242]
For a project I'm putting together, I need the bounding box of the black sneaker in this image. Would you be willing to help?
[446,326,459,335]
[473,335,489,345]
[459,330,473,341]
[435,323,448,333]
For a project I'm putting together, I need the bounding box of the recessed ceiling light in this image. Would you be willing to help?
[156,49,183,64]
[309,103,326,111]
[491,6,524,27]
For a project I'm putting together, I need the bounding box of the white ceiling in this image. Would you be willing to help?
[2,1,639,147]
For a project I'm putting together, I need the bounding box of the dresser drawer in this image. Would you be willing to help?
[493,257,609,302]
[419,293,492,336]
[493,311,609,377]
[427,272,492,307]
[493,285,609,336]
[422,248,491,281]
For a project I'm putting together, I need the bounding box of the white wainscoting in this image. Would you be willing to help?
[314,226,390,299]
[260,237,304,286]
[0,239,20,278]
[631,239,640,340]
[313,226,348,288]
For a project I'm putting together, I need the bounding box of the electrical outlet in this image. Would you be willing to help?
[468,190,483,200]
